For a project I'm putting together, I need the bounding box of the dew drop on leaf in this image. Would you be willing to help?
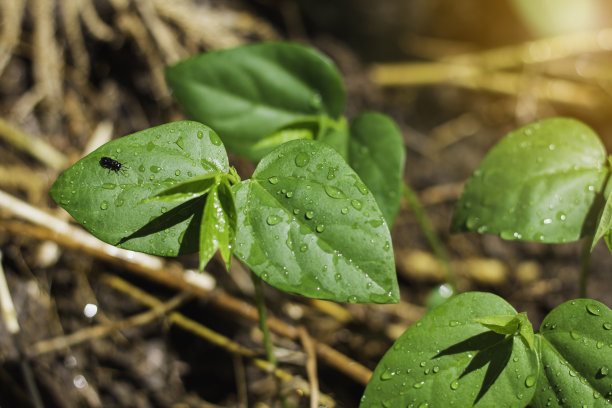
[599,367,609,376]
[295,152,310,167]
[197,130,203,139]
[341,207,349,215]
[316,224,326,233]
[586,304,601,316]
[413,382,424,389]
[100,201,108,210]
[380,368,394,381]
[209,132,222,146]
[525,375,536,388]
[603,323,612,330]
[305,210,314,219]
[268,176,279,184]
[570,330,582,340]
[351,199,362,210]
[102,183,116,189]
[450,380,459,390]
[324,185,346,199]
[266,215,281,225]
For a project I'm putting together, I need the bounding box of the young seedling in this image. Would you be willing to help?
[165,41,456,292]
[50,121,398,304]
[361,292,612,407]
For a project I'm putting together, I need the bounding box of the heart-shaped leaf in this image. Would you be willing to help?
[232,139,398,303]
[361,292,539,407]
[531,299,612,407]
[451,117,608,243]
[50,121,229,256]
[165,42,345,161]
[348,112,405,225]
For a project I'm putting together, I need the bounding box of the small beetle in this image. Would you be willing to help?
[99,156,127,175]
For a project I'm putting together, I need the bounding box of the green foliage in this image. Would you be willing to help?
[452,117,609,244]
[233,139,398,303]
[165,42,345,161]
[166,41,405,225]
[50,122,398,303]
[361,293,612,407]
[49,121,229,256]
[361,292,539,407]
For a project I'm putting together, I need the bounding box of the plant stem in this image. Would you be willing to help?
[579,236,592,298]
[251,272,277,367]
[402,182,457,291]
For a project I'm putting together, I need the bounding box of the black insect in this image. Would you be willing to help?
[99,156,127,175]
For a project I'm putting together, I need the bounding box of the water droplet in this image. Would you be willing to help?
[102,183,116,189]
[433,366,440,373]
[557,211,567,221]
[267,215,281,225]
[341,207,349,215]
[138,164,145,173]
[599,366,609,376]
[150,165,161,173]
[116,198,124,207]
[354,181,368,195]
[413,381,424,389]
[161,207,167,214]
[175,137,184,150]
[570,330,582,340]
[100,201,108,210]
[295,152,310,167]
[347,295,358,303]
[209,132,222,146]
[334,273,341,281]
[299,244,308,252]
[586,304,601,316]
[197,130,204,139]
[324,185,346,199]
[420,361,426,367]
[316,224,326,233]
[305,210,314,219]
[548,144,556,150]
[380,368,395,381]
[543,218,552,224]
[476,225,488,233]
[60,198,69,205]
[450,381,459,390]
[327,168,336,180]
[603,323,612,330]
[285,191,293,198]
[525,375,536,388]
[175,170,181,176]
[351,200,362,210]
[293,208,300,215]
[449,321,459,327]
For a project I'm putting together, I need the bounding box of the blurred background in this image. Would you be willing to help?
[1,0,612,406]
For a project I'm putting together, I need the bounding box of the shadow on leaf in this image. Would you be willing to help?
[117,196,206,254]
[435,331,512,405]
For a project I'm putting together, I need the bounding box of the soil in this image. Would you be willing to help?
[0,1,611,407]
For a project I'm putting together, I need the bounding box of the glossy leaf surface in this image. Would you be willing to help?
[50,121,229,256]
[361,292,539,407]
[452,118,608,243]
[532,299,612,407]
[348,112,405,225]
[166,42,345,160]
[233,139,398,303]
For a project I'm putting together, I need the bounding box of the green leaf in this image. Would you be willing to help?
[144,173,217,203]
[531,299,612,407]
[592,167,612,250]
[233,139,398,303]
[199,176,236,270]
[165,42,345,161]
[475,313,534,350]
[49,121,229,256]
[360,292,539,407]
[451,117,608,243]
[348,112,405,226]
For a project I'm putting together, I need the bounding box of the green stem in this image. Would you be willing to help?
[251,273,277,367]
[579,236,592,298]
[402,182,457,291]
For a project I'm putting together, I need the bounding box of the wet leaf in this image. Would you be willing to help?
[233,139,398,303]
[49,121,229,256]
